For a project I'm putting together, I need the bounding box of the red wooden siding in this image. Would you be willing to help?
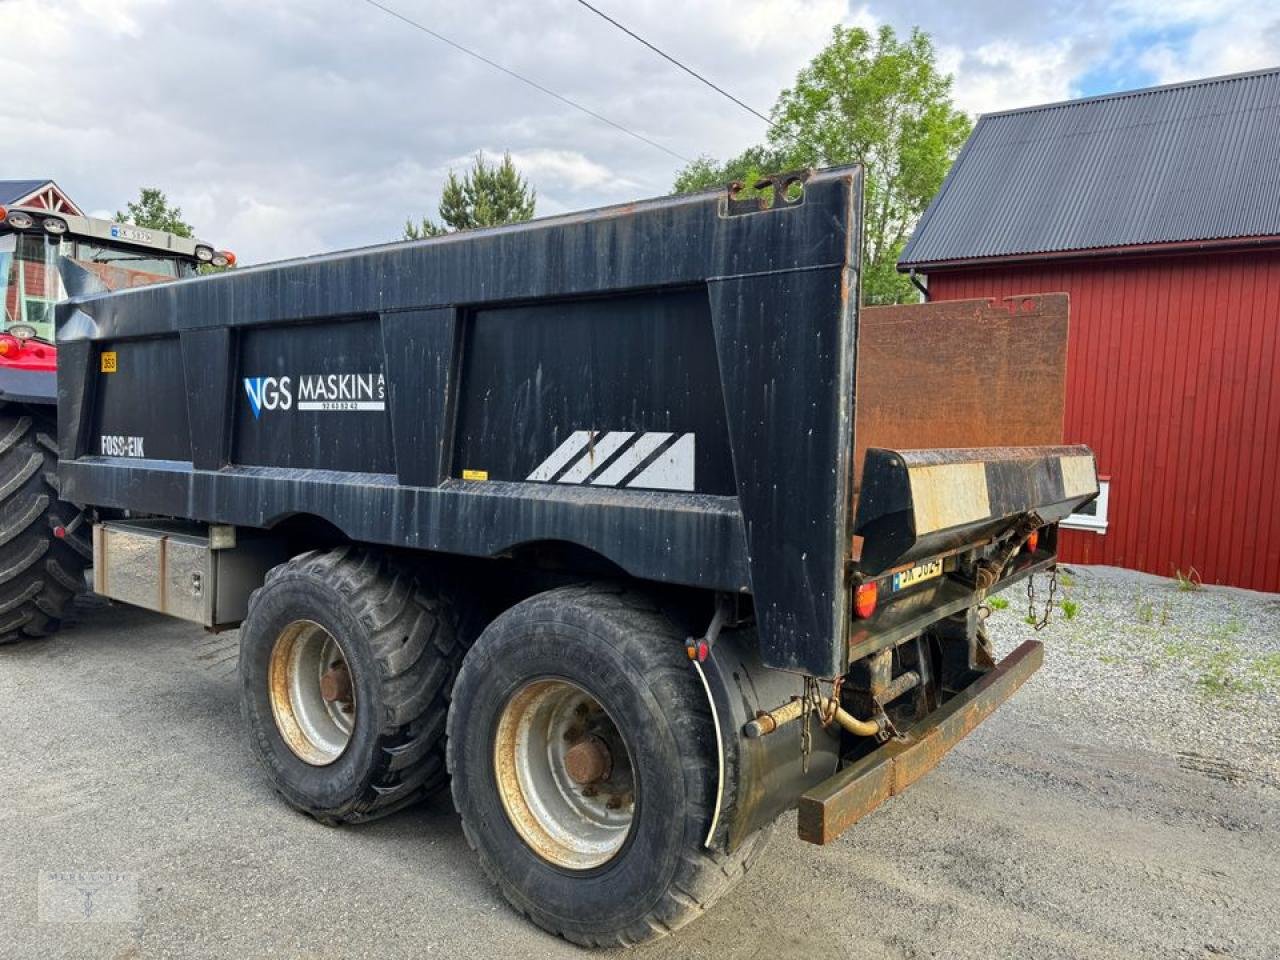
[927,248,1280,592]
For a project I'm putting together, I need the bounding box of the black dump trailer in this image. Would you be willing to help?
[54,166,1097,946]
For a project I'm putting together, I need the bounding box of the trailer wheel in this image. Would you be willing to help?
[239,547,461,823]
[448,584,771,947]
[0,411,90,646]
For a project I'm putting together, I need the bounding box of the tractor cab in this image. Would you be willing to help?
[0,204,230,401]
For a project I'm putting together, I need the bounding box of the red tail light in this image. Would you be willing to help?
[1026,529,1040,553]
[854,580,878,619]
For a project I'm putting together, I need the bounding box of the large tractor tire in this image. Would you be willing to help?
[447,584,773,948]
[0,411,91,646]
[239,546,463,824]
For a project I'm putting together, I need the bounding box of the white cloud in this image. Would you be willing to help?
[948,39,1083,115]
[1,0,1276,264]
[506,149,625,190]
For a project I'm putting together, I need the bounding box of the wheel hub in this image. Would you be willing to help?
[493,679,636,870]
[563,735,612,785]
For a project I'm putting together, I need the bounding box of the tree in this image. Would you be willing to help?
[404,152,536,239]
[673,25,970,304]
[115,188,194,238]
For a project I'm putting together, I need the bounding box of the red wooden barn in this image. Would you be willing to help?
[899,69,1280,592]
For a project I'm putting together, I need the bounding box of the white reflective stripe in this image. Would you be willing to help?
[1059,454,1098,499]
[907,461,991,534]
[627,433,695,491]
[692,660,724,850]
[526,430,594,481]
[557,431,634,483]
[589,431,673,486]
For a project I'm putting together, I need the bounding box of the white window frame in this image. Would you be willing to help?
[1061,476,1109,534]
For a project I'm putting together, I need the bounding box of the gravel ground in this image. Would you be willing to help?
[1,566,1277,959]
[987,564,1280,783]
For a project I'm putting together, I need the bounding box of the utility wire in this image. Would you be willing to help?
[572,0,772,126]
[359,0,691,163]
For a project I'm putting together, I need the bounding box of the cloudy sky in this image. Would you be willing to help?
[2,0,1276,264]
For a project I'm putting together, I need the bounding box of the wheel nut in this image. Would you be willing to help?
[319,663,353,703]
[564,735,612,785]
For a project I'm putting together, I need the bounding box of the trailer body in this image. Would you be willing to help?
[53,166,1098,945]
[58,167,1090,673]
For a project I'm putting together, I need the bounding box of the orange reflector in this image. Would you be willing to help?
[1026,529,1040,553]
[0,206,7,223]
[0,337,14,356]
[854,580,878,619]
[224,250,237,266]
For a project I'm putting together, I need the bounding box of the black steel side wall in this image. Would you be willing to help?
[57,167,864,677]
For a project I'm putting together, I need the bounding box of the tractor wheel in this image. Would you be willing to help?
[0,410,90,646]
[239,546,462,823]
[447,583,772,947]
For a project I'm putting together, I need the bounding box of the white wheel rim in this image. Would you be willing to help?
[493,679,636,870]
[268,620,356,766]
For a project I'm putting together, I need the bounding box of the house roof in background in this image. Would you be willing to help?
[899,67,1280,269]
[0,180,52,205]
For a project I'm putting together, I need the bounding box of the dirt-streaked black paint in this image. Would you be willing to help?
[58,169,865,675]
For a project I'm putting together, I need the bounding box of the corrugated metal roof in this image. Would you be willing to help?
[0,179,53,205]
[900,68,1280,268]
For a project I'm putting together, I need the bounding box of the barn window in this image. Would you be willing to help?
[1062,477,1110,534]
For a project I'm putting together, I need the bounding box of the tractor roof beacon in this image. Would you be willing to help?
[50,166,1097,946]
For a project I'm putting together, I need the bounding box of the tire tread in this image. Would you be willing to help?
[245,546,463,823]
[449,583,773,947]
[0,412,88,646]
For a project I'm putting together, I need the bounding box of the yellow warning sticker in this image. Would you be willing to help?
[461,469,489,481]
[100,351,118,373]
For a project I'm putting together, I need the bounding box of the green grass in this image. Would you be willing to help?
[1250,652,1280,683]
[987,595,1010,611]
[1061,599,1079,620]
[1174,567,1203,592]
[1056,571,1076,588]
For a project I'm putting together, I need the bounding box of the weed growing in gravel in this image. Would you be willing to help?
[1061,599,1079,620]
[988,596,1010,610]
[1136,598,1154,624]
[1057,571,1076,588]
[1197,647,1247,698]
[1174,567,1203,592]
[1249,653,1280,686]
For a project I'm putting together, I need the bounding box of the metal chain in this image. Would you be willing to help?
[800,677,816,774]
[1026,567,1059,631]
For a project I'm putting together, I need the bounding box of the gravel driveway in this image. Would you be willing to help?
[2,565,1277,959]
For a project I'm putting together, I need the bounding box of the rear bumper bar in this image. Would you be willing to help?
[797,639,1043,844]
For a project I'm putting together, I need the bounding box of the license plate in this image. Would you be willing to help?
[110,224,155,244]
[892,558,944,592]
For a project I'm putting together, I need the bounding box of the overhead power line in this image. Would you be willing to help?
[359,0,691,163]
[572,0,772,126]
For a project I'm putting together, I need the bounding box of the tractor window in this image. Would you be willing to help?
[0,233,64,339]
[72,242,184,279]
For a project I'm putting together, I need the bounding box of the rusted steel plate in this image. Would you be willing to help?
[797,639,1044,844]
[854,294,1068,491]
